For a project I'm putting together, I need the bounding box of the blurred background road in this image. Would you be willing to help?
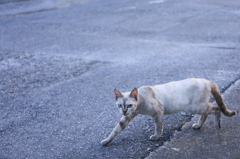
[0,0,240,158]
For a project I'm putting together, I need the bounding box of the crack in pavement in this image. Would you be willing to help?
[0,8,58,19]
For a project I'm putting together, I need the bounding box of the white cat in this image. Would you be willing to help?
[101,78,237,146]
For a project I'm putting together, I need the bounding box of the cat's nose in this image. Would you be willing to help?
[123,109,127,114]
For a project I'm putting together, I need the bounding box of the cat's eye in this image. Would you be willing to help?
[127,104,133,108]
[118,104,122,108]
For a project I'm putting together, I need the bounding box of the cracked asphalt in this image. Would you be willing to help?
[1,0,240,158]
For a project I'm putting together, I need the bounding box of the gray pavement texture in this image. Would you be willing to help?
[147,80,240,159]
[0,0,240,158]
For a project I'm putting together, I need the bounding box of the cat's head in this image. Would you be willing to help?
[114,88,138,116]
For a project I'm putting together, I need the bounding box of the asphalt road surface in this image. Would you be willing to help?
[1,0,240,158]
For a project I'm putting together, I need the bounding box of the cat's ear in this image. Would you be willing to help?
[130,88,138,101]
[114,89,123,100]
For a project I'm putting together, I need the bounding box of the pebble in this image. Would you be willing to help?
[147,147,152,151]
[181,112,187,116]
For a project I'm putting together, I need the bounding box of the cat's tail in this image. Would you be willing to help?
[211,82,237,116]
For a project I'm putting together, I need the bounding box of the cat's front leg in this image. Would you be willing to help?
[150,112,163,141]
[101,114,137,146]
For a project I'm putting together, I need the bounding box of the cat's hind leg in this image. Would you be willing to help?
[192,114,208,129]
[210,103,221,130]
[205,103,221,130]
[101,113,137,146]
[192,103,221,130]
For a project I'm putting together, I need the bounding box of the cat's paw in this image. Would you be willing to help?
[101,139,109,146]
[192,123,201,129]
[150,135,160,141]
